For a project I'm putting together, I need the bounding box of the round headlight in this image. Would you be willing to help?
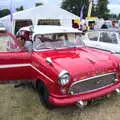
[58,70,70,86]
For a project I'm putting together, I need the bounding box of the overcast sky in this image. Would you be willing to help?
[0,0,120,14]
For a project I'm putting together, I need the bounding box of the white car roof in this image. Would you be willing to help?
[19,25,82,35]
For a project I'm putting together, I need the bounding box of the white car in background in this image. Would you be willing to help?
[81,29,120,55]
[0,23,6,32]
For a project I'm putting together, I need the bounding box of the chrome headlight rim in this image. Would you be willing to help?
[58,70,70,86]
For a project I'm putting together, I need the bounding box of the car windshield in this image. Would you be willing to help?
[33,33,84,51]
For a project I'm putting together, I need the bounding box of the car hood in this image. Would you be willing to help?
[36,47,116,81]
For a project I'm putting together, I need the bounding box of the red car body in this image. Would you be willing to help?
[0,26,120,108]
[34,48,120,106]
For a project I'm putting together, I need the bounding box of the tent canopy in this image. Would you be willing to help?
[0,4,79,33]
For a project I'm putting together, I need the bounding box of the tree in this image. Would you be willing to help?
[95,0,109,19]
[117,13,120,20]
[91,1,97,17]
[16,6,24,11]
[61,0,89,18]
[35,2,43,7]
[0,9,10,18]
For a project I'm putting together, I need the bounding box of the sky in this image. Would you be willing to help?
[0,0,120,15]
[108,0,120,14]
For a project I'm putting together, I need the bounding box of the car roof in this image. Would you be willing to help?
[19,25,82,35]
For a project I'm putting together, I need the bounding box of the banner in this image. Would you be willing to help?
[80,5,85,20]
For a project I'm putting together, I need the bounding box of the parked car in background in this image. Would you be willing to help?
[81,29,120,56]
[0,26,120,109]
[0,23,6,32]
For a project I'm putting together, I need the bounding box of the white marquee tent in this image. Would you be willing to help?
[0,4,79,34]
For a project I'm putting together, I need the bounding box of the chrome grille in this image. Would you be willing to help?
[69,73,116,95]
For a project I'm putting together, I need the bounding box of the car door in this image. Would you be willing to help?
[98,31,119,53]
[83,31,99,48]
[0,32,32,82]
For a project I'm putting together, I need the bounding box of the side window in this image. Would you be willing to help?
[0,35,8,52]
[0,33,20,52]
[37,19,60,25]
[100,32,111,43]
[88,32,99,41]
[100,32,118,44]
[110,32,118,44]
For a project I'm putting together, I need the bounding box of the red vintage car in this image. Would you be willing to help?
[0,25,120,109]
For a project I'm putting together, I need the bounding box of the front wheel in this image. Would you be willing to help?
[37,81,55,109]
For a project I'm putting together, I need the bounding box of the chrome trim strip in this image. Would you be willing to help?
[0,63,54,83]
[59,70,69,77]
[69,72,116,95]
[30,64,54,83]
[0,64,30,69]
[33,46,83,52]
[72,72,115,85]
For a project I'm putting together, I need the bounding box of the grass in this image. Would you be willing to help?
[0,84,120,120]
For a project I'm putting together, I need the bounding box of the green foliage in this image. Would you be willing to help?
[35,2,43,7]
[61,0,110,19]
[95,0,110,19]
[0,9,10,18]
[91,2,97,17]
[16,6,24,11]
[61,0,89,18]
[117,13,120,20]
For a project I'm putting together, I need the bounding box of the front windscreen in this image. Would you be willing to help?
[33,33,84,51]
